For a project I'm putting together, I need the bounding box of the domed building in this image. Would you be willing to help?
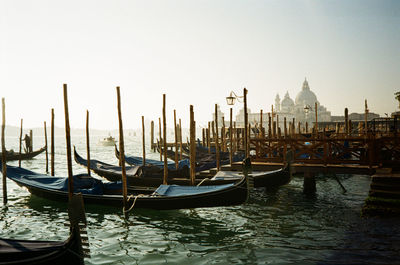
[234,78,331,128]
[276,78,331,125]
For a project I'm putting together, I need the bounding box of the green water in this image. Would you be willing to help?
[1,136,400,264]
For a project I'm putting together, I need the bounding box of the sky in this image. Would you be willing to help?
[1,0,399,130]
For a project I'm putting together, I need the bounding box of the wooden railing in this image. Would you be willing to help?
[249,132,400,167]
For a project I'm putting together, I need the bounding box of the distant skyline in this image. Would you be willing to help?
[1,0,399,130]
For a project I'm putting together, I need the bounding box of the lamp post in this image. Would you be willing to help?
[304,102,318,134]
[226,88,248,157]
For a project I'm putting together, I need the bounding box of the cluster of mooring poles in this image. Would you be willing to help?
[2,86,399,206]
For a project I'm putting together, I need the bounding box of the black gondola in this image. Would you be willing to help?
[0,194,88,265]
[212,162,291,188]
[2,163,248,210]
[0,147,46,161]
[76,148,236,187]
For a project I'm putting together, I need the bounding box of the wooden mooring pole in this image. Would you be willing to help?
[174,110,178,169]
[29,130,33,153]
[150,120,155,152]
[86,110,91,177]
[142,116,146,166]
[229,108,233,166]
[162,94,168,184]
[51,108,55,176]
[2,98,7,205]
[159,118,162,161]
[179,118,183,160]
[44,121,49,173]
[18,119,22,168]
[190,105,196,185]
[243,88,248,157]
[215,104,220,171]
[116,86,128,213]
[63,84,74,200]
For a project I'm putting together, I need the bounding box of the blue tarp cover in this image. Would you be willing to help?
[125,155,190,170]
[4,164,122,195]
[154,183,233,197]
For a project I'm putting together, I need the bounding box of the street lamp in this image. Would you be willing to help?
[304,102,318,133]
[226,91,243,106]
[304,104,312,114]
[226,88,248,157]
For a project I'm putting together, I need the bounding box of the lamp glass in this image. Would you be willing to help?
[226,96,236,105]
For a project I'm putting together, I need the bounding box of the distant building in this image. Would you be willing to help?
[235,78,332,127]
[331,112,380,122]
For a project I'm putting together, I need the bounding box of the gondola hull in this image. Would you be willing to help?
[4,164,248,210]
[0,227,84,265]
[75,148,237,187]
[212,163,291,188]
[0,147,46,161]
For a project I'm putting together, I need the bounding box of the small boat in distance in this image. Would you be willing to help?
[0,147,46,161]
[99,135,116,146]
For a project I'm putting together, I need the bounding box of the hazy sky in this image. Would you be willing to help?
[1,0,399,130]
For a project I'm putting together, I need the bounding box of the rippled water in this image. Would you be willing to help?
[1,135,400,264]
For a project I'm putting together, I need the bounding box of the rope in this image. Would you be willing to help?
[123,194,145,213]
[197,178,210,186]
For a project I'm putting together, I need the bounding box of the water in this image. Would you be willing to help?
[1,135,400,264]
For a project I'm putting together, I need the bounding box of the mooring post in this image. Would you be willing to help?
[344,108,349,136]
[51,108,55,176]
[202,128,205,148]
[150,120,154,152]
[29,129,33,153]
[179,118,183,160]
[222,117,226,152]
[174,110,178,169]
[315,102,318,135]
[44,121,49,173]
[190,105,196,185]
[207,121,211,153]
[18,119,23,168]
[162,94,168,184]
[86,110,91,177]
[303,172,316,195]
[230,108,233,166]
[243,88,248,157]
[116,86,128,214]
[142,116,146,166]
[215,104,220,171]
[277,115,280,137]
[364,99,368,137]
[259,109,263,138]
[63,84,74,201]
[1,98,8,205]
[268,113,272,139]
[158,117,162,161]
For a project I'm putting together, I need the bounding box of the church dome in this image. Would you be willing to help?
[295,78,318,107]
[281,91,294,107]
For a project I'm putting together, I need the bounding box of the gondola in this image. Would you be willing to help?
[212,159,292,188]
[2,163,248,210]
[75,148,239,187]
[0,147,46,161]
[155,145,244,173]
[0,194,88,265]
[115,145,190,170]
